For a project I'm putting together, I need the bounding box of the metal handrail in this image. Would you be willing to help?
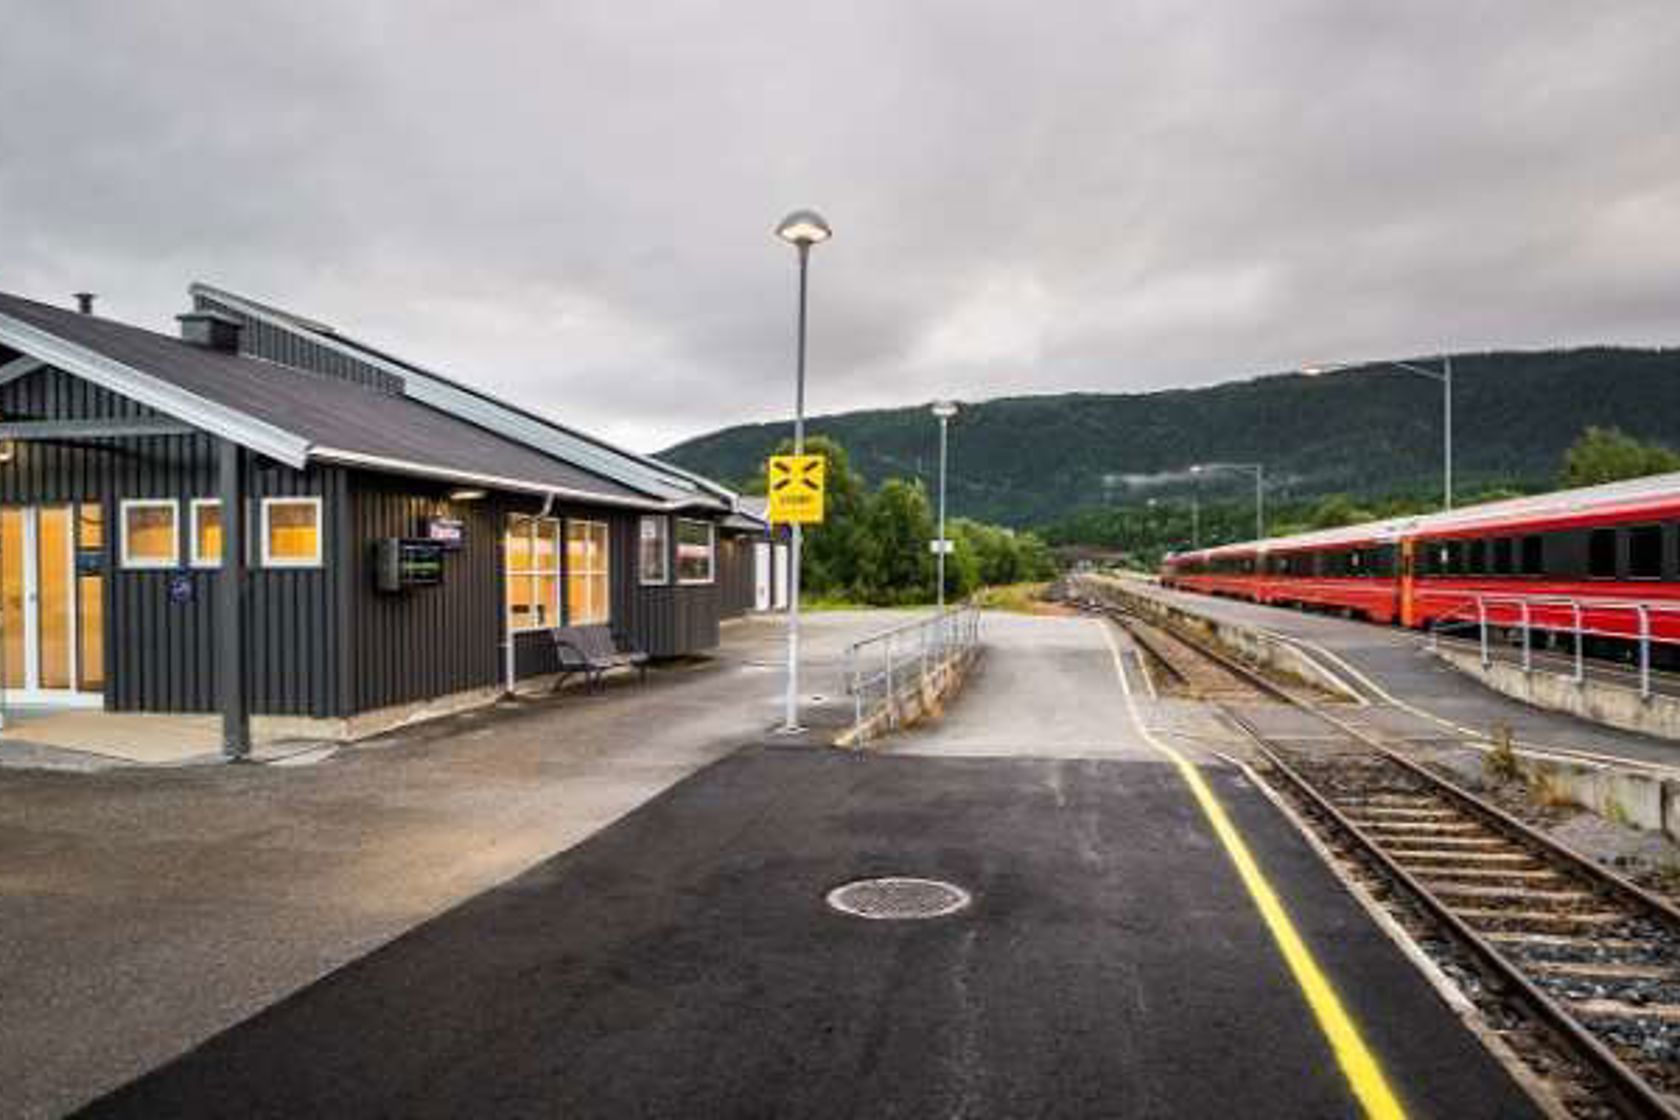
[1425,590,1680,699]
[845,602,982,731]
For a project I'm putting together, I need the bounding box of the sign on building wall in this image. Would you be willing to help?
[425,517,465,550]
[767,454,825,524]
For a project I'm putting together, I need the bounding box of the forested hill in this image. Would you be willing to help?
[660,347,1680,528]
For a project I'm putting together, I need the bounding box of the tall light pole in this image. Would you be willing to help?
[1195,462,1265,541]
[1303,355,1453,510]
[1189,464,1202,550]
[774,208,831,734]
[931,400,957,608]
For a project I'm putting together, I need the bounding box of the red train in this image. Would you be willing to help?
[1159,472,1680,661]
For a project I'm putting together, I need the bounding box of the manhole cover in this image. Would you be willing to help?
[826,877,972,920]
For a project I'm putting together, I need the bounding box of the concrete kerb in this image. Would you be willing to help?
[1081,579,1362,704]
[835,646,982,749]
[1434,645,1680,745]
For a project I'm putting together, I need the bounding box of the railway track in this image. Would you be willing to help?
[1084,596,1680,1119]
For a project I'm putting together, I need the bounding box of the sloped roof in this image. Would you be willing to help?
[0,291,666,508]
[190,283,733,511]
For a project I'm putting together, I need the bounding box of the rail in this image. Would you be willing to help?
[1426,591,1680,699]
[844,602,982,734]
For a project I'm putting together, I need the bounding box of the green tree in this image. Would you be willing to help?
[1561,426,1680,488]
[857,478,935,604]
[759,435,869,595]
[1305,494,1374,530]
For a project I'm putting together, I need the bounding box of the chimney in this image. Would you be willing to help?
[175,309,244,353]
[74,292,95,315]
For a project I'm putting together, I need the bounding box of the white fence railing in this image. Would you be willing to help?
[1427,592,1680,699]
[845,603,982,733]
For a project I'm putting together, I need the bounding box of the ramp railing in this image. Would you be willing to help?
[1426,592,1680,699]
[844,603,982,736]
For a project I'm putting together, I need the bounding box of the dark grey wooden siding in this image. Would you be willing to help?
[0,356,733,716]
[343,475,504,712]
[194,293,405,393]
[0,364,341,716]
[717,531,758,619]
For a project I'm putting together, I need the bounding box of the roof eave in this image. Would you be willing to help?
[0,310,311,468]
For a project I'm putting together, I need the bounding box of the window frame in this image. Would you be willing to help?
[1628,523,1663,581]
[260,496,324,569]
[566,518,612,625]
[506,515,562,632]
[119,498,179,570]
[675,518,716,585]
[189,498,222,569]
[1587,527,1618,580]
[639,515,670,586]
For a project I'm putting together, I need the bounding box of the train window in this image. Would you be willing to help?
[1588,529,1617,578]
[1492,538,1514,576]
[1520,535,1543,576]
[1629,524,1662,579]
[1467,539,1487,575]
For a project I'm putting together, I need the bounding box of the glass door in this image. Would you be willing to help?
[0,505,102,703]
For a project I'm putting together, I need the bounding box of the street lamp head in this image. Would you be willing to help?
[775,209,832,247]
[931,400,958,420]
[1190,464,1203,475]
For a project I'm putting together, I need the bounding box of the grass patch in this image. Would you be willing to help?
[973,582,1061,614]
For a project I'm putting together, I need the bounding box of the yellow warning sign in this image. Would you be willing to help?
[768,454,826,524]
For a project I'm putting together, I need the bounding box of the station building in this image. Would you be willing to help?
[0,284,773,744]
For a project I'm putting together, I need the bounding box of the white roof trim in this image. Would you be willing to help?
[190,283,728,506]
[0,310,311,468]
[310,447,681,511]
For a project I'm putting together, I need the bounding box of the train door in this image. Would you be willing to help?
[1398,537,1417,628]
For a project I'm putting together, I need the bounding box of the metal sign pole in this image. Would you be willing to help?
[782,242,809,733]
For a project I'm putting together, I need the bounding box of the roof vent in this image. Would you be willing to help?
[176,310,244,354]
[74,292,95,315]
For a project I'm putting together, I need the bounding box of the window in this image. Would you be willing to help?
[506,516,560,631]
[77,503,103,692]
[261,497,322,567]
[567,520,610,624]
[1467,538,1487,575]
[190,499,222,568]
[1492,538,1514,576]
[1520,535,1544,576]
[120,500,178,568]
[1629,524,1663,580]
[1588,528,1617,578]
[639,516,669,584]
[676,519,716,584]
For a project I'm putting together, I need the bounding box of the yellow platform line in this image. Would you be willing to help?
[1101,621,1406,1120]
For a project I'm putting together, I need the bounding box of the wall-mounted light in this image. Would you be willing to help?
[0,440,13,464]
[448,488,486,501]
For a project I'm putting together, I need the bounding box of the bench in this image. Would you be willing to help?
[550,625,650,693]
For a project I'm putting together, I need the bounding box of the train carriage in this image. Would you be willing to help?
[1160,471,1680,660]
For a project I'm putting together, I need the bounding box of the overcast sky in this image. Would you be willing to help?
[3,2,1678,451]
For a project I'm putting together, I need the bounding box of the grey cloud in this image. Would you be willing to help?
[2,0,1678,452]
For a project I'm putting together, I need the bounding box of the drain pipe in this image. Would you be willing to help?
[504,491,558,697]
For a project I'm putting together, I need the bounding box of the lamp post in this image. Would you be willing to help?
[931,400,957,608]
[1195,462,1265,541]
[773,209,831,734]
[1303,355,1453,510]
[1189,464,1202,550]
